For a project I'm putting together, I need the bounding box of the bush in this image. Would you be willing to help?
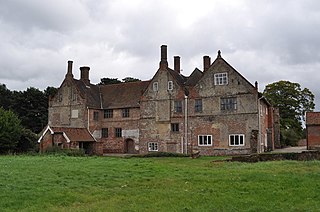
[43,146,86,157]
[134,152,189,158]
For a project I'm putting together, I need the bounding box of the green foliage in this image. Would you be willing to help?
[122,77,141,83]
[263,80,315,146]
[16,128,38,153]
[134,151,189,158]
[44,146,86,157]
[99,77,122,85]
[0,108,22,153]
[0,156,319,211]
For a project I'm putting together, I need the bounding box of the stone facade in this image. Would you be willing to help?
[306,112,320,150]
[39,45,280,155]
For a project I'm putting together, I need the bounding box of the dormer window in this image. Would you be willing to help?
[153,82,159,91]
[214,73,228,85]
[168,81,173,90]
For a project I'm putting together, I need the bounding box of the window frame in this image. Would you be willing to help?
[115,128,122,138]
[198,135,213,146]
[148,142,159,152]
[171,123,179,132]
[168,81,173,91]
[195,99,203,112]
[101,128,108,138]
[104,109,113,118]
[153,82,159,92]
[174,100,182,113]
[122,108,130,118]
[214,72,228,85]
[93,111,99,121]
[221,97,237,111]
[229,134,245,146]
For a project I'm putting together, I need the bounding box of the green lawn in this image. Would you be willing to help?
[0,155,319,211]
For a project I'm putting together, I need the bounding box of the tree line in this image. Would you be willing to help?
[0,84,57,153]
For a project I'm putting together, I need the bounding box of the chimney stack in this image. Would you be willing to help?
[203,56,211,72]
[174,56,180,73]
[66,61,74,78]
[159,45,168,68]
[80,66,90,85]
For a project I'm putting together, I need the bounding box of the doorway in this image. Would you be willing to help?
[125,139,135,154]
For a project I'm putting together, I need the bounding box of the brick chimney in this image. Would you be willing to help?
[203,56,211,72]
[80,66,90,85]
[66,61,74,78]
[174,56,180,73]
[159,45,168,69]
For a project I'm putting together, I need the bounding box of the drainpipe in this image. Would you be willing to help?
[87,107,90,130]
[184,95,188,154]
[258,96,263,153]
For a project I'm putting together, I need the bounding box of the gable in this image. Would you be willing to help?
[195,55,257,97]
[143,68,187,100]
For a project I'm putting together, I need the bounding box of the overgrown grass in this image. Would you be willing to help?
[0,155,319,211]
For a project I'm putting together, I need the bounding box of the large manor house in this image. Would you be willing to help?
[38,45,280,155]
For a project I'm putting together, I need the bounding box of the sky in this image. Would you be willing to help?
[0,0,319,110]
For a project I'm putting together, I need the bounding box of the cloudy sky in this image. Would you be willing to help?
[0,0,319,109]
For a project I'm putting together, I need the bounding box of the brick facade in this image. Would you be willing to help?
[39,45,280,156]
[306,112,320,150]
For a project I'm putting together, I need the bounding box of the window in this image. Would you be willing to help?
[122,108,130,118]
[214,73,228,85]
[171,123,179,132]
[221,97,237,110]
[93,112,99,121]
[168,81,173,90]
[58,93,62,102]
[104,109,113,118]
[101,128,108,138]
[195,99,203,112]
[229,134,245,146]
[153,82,159,91]
[174,101,182,113]
[198,135,212,146]
[148,142,159,151]
[115,128,122,137]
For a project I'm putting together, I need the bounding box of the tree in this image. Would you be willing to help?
[11,87,48,133]
[122,77,141,83]
[0,108,22,153]
[263,80,315,146]
[0,84,12,110]
[99,78,122,85]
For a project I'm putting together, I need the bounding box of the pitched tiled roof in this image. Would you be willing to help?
[99,81,150,109]
[185,68,203,86]
[51,127,96,142]
[74,79,101,108]
[167,68,188,86]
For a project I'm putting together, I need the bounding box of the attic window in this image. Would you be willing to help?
[153,82,159,91]
[214,73,228,85]
[168,81,173,90]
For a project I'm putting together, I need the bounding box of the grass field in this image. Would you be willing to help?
[0,155,319,211]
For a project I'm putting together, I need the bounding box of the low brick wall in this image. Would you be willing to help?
[230,151,320,163]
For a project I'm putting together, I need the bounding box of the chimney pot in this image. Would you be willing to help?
[159,45,168,68]
[203,56,211,72]
[174,56,180,73]
[66,60,74,78]
[80,66,90,85]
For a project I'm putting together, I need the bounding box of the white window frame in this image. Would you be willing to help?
[214,73,228,85]
[153,82,159,91]
[229,134,245,146]
[168,81,173,90]
[198,135,212,146]
[148,142,159,151]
